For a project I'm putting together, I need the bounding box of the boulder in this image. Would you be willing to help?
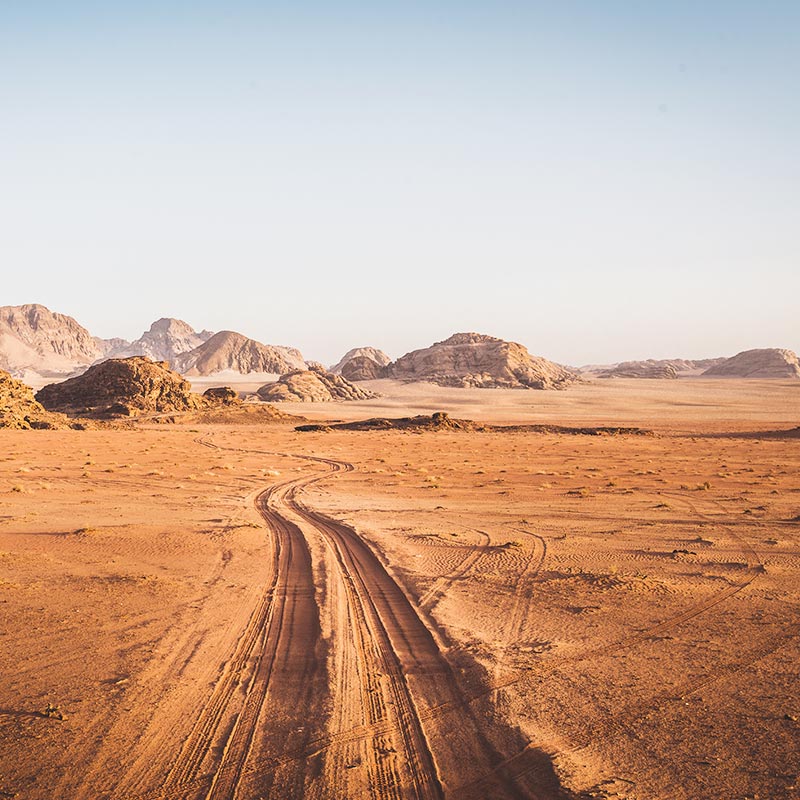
[202,386,240,404]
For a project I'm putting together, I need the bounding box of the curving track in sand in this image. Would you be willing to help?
[155,441,558,800]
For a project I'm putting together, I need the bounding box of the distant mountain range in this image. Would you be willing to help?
[0,304,308,382]
[1,304,798,388]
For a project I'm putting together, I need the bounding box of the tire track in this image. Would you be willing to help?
[158,438,571,799]
[416,527,491,612]
[204,484,325,800]
[149,473,325,800]
[492,529,548,683]
[287,457,563,799]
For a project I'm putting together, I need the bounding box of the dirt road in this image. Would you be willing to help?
[161,441,568,799]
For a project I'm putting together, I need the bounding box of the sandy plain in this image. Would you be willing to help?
[0,378,798,799]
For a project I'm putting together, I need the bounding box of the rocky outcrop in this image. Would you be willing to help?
[587,358,726,378]
[109,318,213,365]
[257,366,378,402]
[702,349,800,379]
[36,357,204,417]
[598,361,679,379]
[341,355,387,381]
[330,347,391,377]
[0,304,114,378]
[202,386,239,404]
[174,331,306,376]
[0,370,72,429]
[387,332,577,390]
[297,412,650,436]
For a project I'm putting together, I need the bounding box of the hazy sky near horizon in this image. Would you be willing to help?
[1,2,797,365]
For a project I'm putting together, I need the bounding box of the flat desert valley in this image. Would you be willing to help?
[1,379,798,799]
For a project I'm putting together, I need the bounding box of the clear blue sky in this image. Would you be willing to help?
[1,2,797,365]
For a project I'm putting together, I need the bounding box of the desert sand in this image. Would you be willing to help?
[1,379,798,799]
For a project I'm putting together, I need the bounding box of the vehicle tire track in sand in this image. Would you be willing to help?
[492,529,547,683]
[203,484,325,800]
[143,474,326,800]
[170,439,571,799]
[422,491,768,795]
[168,442,439,800]
[287,455,564,799]
[283,456,443,800]
[416,527,491,612]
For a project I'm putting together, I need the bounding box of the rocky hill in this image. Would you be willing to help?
[257,366,378,402]
[0,304,114,379]
[174,331,306,376]
[387,333,577,389]
[36,357,205,417]
[330,347,391,379]
[702,348,800,379]
[109,318,212,365]
[0,369,73,429]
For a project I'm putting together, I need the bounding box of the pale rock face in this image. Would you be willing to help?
[174,331,307,376]
[0,304,114,378]
[387,332,577,390]
[702,348,800,379]
[330,347,391,374]
[108,318,213,365]
[257,366,378,402]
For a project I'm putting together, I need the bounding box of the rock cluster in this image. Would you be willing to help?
[296,411,650,436]
[387,333,577,390]
[0,369,70,429]
[257,366,378,402]
[36,357,204,417]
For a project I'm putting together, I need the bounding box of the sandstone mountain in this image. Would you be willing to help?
[702,348,800,379]
[0,304,113,379]
[387,332,577,390]
[0,369,72,429]
[110,318,213,365]
[257,366,378,402]
[174,331,306,376]
[36,357,205,417]
[330,347,391,378]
